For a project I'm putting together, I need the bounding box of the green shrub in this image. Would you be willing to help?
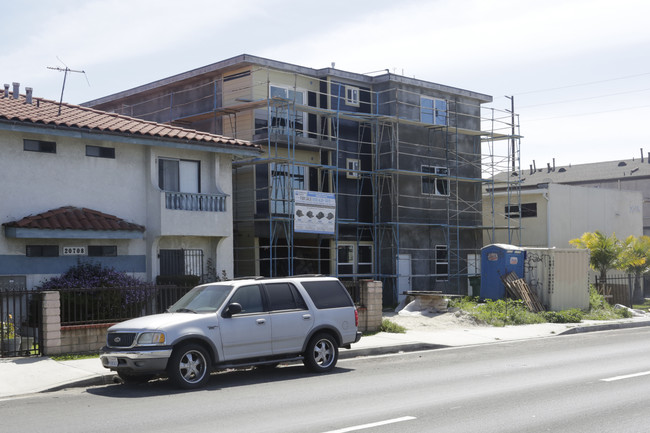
[541,309,584,323]
[381,319,406,334]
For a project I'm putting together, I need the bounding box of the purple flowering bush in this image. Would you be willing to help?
[38,262,149,324]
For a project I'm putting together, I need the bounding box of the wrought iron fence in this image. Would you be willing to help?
[1,287,42,358]
[57,285,194,326]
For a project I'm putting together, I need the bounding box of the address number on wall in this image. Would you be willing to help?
[63,246,87,256]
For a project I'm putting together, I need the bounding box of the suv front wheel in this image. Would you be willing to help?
[303,333,338,372]
[167,343,211,389]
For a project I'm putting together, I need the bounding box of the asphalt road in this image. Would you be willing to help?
[3,327,650,433]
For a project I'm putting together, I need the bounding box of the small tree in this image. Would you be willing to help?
[619,235,650,304]
[569,231,623,288]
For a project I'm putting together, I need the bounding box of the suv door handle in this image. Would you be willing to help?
[256,318,266,325]
[302,314,312,320]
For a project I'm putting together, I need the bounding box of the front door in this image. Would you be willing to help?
[397,254,412,304]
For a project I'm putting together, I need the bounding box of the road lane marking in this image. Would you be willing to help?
[323,416,416,433]
[601,371,650,382]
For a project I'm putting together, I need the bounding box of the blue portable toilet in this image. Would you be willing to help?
[480,244,526,300]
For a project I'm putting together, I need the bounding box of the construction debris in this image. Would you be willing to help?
[500,272,545,313]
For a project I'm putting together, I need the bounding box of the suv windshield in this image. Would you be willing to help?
[168,284,233,313]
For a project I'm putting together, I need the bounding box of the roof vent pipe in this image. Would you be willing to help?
[25,87,33,104]
[3,84,8,98]
[547,162,551,173]
[641,148,644,163]
[553,158,556,171]
[12,82,19,99]
[530,164,533,175]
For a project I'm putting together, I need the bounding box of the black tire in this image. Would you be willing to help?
[303,333,338,373]
[117,372,154,385]
[166,343,211,389]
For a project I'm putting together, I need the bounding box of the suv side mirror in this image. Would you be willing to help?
[223,303,242,318]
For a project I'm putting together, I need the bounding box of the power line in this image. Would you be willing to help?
[514,71,650,96]
[524,103,650,122]
[519,87,650,109]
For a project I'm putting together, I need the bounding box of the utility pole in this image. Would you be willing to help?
[47,65,86,115]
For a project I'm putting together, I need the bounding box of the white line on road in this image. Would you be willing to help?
[601,371,650,382]
[323,416,417,433]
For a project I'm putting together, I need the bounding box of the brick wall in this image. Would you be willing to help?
[42,291,111,355]
[60,324,112,353]
[358,280,382,333]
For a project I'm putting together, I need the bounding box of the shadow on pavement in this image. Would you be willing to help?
[86,364,354,398]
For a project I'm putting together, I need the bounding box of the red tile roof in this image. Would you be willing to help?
[0,90,260,151]
[3,207,145,232]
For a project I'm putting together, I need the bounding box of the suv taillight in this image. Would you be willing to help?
[354,309,359,327]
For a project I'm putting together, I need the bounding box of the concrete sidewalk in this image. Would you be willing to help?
[2,315,650,399]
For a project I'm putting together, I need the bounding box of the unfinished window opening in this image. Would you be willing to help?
[422,166,449,196]
[269,85,305,136]
[271,163,307,215]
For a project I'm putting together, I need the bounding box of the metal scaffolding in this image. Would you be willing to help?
[98,64,521,302]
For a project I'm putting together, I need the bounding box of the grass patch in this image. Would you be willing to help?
[380,318,406,334]
[51,352,99,361]
[449,285,632,327]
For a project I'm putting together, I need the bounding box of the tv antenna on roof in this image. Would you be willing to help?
[47,57,89,115]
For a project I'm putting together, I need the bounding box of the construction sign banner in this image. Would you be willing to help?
[294,190,336,234]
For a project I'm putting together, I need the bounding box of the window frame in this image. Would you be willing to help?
[345,86,360,107]
[270,162,307,215]
[158,157,201,193]
[86,145,115,159]
[26,245,59,257]
[434,244,448,281]
[337,242,374,276]
[505,202,538,219]
[88,245,117,257]
[420,96,447,126]
[24,139,56,154]
[346,158,360,179]
[269,84,306,136]
[421,165,450,196]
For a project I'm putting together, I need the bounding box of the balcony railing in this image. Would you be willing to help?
[165,191,227,212]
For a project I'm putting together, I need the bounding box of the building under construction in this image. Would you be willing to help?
[85,54,520,304]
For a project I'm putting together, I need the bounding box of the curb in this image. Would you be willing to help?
[558,320,650,335]
[37,319,650,395]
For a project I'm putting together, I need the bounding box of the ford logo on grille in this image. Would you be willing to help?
[113,337,121,343]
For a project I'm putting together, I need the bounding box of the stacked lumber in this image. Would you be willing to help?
[500,272,545,313]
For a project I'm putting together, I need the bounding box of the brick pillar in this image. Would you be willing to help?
[359,280,382,332]
[42,291,62,355]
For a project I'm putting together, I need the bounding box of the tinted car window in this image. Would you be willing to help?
[229,285,264,314]
[301,280,353,309]
[266,283,307,311]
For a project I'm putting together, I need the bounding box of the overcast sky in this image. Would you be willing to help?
[3,0,649,170]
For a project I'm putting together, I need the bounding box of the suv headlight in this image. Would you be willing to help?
[136,332,166,345]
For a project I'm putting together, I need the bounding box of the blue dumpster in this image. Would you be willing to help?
[480,244,526,300]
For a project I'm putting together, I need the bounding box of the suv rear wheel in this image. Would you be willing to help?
[167,343,211,389]
[303,333,338,372]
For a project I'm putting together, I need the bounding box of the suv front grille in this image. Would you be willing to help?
[107,332,136,348]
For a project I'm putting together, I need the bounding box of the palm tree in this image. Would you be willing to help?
[569,231,622,288]
[619,235,650,304]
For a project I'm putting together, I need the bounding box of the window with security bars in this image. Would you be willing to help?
[159,249,204,277]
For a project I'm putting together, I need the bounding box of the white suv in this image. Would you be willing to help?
[100,276,361,389]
